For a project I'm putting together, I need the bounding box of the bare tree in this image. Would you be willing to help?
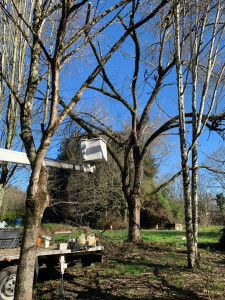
[0,0,35,207]
[2,186,26,214]
[0,0,131,298]
[173,0,225,267]
[62,2,225,272]
[0,0,173,298]
[60,0,177,242]
[202,146,225,191]
[62,0,225,245]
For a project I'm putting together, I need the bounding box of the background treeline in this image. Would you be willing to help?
[1,136,225,228]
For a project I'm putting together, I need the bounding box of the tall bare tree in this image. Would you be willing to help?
[62,0,225,246]
[0,0,173,298]
[173,0,225,267]
[62,1,225,267]
[0,0,35,207]
[60,0,177,242]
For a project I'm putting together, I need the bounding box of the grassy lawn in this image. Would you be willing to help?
[38,223,223,247]
[34,224,225,300]
[94,225,223,244]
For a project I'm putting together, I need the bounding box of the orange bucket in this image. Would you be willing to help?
[37,237,41,247]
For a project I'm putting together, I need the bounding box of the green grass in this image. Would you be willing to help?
[198,225,223,243]
[141,229,186,243]
[38,224,224,245]
[118,264,146,275]
[99,229,127,241]
[99,225,223,245]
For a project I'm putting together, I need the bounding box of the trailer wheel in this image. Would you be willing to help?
[0,266,17,300]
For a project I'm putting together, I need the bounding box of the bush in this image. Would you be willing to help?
[97,213,127,230]
[2,187,26,213]
[0,211,24,226]
[218,228,225,250]
[141,190,184,229]
[40,223,74,235]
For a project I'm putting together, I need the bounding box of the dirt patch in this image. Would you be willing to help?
[33,240,225,299]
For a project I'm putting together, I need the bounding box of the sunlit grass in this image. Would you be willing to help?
[100,225,223,245]
[118,264,146,275]
[198,225,223,243]
[39,224,223,245]
[141,229,186,243]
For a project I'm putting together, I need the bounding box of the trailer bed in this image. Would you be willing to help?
[0,243,104,299]
[0,245,104,261]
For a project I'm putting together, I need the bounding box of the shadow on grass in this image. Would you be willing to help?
[37,267,61,282]
[34,242,219,300]
[153,265,203,300]
[35,261,203,299]
[112,259,203,298]
[77,259,203,299]
[35,275,154,300]
[198,242,222,252]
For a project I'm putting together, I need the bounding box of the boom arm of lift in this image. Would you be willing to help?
[0,148,95,173]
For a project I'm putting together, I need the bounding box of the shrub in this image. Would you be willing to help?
[2,187,26,213]
[141,190,184,228]
[0,211,24,225]
[218,228,225,250]
[97,213,127,230]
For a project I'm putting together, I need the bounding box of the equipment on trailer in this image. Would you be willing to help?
[0,231,104,300]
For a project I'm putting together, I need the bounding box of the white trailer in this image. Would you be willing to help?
[0,236,104,300]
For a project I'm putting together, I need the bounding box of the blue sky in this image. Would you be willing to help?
[48,3,225,185]
[1,1,225,193]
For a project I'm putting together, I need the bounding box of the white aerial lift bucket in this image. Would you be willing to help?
[80,137,107,162]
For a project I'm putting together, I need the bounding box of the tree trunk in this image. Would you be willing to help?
[191,144,199,265]
[0,164,10,210]
[122,150,143,243]
[0,184,5,210]
[127,193,142,242]
[173,0,197,268]
[122,179,142,243]
[14,165,49,300]
[182,164,196,268]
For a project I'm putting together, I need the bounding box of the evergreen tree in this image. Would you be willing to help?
[216,193,225,215]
